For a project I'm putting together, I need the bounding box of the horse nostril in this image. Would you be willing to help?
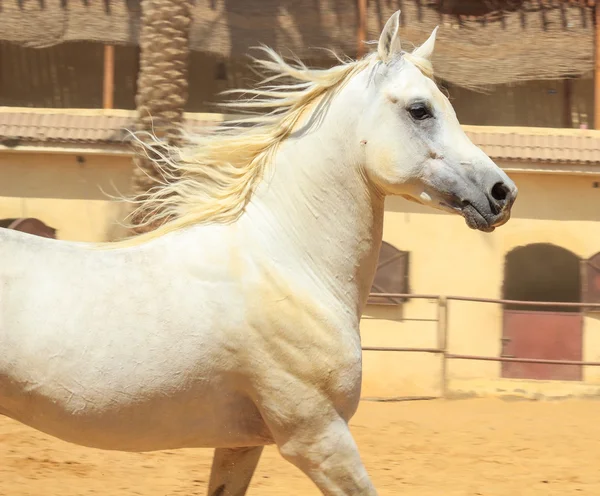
[491,182,510,203]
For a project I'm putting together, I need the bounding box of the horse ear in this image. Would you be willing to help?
[412,26,439,61]
[378,10,402,63]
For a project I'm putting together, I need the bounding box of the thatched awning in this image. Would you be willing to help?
[0,1,596,89]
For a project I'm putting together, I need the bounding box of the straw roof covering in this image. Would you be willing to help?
[0,1,596,89]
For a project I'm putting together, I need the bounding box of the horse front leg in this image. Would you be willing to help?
[265,408,377,495]
[207,446,264,496]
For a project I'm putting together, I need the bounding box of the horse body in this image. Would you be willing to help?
[0,226,260,450]
[0,137,374,451]
[1,11,517,495]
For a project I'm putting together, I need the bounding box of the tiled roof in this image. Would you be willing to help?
[1,109,600,165]
[0,111,133,145]
[463,126,600,165]
[0,109,217,146]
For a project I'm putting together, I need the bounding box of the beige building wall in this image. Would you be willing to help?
[0,151,133,242]
[2,150,600,400]
[362,170,600,399]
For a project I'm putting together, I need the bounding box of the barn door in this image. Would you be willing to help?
[501,243,584,382]
[501,310,583,381]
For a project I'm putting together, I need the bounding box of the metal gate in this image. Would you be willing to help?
[501,310,583,381]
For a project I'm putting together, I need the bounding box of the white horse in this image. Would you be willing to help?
[0,11,517,495]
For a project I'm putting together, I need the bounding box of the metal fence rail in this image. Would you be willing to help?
[362,293,600,398]
[447,295,600,308]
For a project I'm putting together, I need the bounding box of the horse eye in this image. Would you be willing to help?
[408,104,431,121]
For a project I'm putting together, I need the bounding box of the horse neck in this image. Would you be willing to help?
[242,90,385,318]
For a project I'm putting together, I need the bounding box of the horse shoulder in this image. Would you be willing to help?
[241,266,362,421]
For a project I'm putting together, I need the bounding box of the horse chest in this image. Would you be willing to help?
[243,283,362,421]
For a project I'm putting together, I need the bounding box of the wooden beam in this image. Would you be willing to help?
[564,78,573,128]
[595,4,600,128]
[103,45,115,110]
[357,0,367,58]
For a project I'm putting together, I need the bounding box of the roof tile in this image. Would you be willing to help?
[0,110,599,164]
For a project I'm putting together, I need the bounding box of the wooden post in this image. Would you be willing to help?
[595,4,600,129]
[437,297,449,398]
[357,0,367,58]
[103,45,115,110]
[563,78,573,129]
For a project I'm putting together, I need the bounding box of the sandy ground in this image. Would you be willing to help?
[1,398,599,495]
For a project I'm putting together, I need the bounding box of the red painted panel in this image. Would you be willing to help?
[502,310,583,381]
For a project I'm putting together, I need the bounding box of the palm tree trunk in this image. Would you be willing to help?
[130,0,192,234]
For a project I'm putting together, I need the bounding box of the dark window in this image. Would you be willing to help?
[367,241,409,306]
[0,218,56,239]
[582,252,600,310]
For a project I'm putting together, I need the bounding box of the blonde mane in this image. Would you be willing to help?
[106,46,434,248]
